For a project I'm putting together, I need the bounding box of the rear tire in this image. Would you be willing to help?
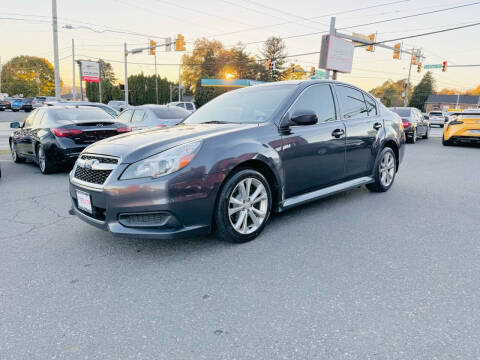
[367,147,397,193]
[214,169,272,243]
[422,128,429,139]
[36,145,56,174]
[442,135,453,146]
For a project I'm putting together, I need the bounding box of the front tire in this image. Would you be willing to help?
[37,145,56,174]
[214,169,272,243]
[10,142,25,163]
[367,147,397,193]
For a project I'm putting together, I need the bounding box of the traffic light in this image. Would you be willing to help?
[290,63,295,72]
[175,34,185,51]
[417,63,422,73]
[149,40,156,55]
[366,33,375,52]
[265,59,272,71]
[119,84,125,90]
[442,61,447,72]
[411,50,417,65]
[393,43,401,59]
[310,67,315,76]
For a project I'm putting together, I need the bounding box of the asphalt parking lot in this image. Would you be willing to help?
[1,109,480,359]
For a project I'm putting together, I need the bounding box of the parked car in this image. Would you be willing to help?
[0,99,8,111]
[32,96,57,108]
[389,107,429,143]
[11,99,23,112]
[21,97,34,112]
[442,108,480,146]
[428,111,447,127]
[46,101,119,117]
[117,105,190,130]
[69,80,405,243]
[107,100,127,112]
[169,101,196,113]
[2,98,14,110]
[9,106,131,174]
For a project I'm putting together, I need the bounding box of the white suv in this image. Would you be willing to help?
[428,111,446,127]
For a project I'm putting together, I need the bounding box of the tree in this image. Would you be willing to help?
[282,64,307,80]
[0,56,57,97]
[409,71,435,110]
[86,60,123,103]
[370,79,409,107]
[259,37,287,82]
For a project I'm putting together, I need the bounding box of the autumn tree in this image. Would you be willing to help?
[1,56,57,97]
[282,64,307,80]
[370,79,409,107]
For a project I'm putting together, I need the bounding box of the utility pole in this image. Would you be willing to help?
[98,64,102,103]
[169,84,173,102]
[51,0,61,100]
[72,39,76,101]
[124,42,129,106]
[154,53,158,104]
[78,61,84,101]
[404,49,415,107]
[178,66,181,101]
[324,17,336,81]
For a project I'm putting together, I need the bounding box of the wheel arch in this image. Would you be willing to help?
[382,139,399,171]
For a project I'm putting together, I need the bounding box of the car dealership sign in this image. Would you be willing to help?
[320,35,354,73]
[80,61,100,82]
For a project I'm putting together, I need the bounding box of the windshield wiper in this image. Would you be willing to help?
[201,120,231,124]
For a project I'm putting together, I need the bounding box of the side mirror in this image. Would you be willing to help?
[10,122,20,129]
[290,109,318,126]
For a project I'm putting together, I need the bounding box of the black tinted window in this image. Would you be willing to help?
[291,85,336,122]
[186,103,194,110]
[336,86,368,119]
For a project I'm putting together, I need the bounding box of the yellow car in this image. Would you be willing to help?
[443,109,480,146]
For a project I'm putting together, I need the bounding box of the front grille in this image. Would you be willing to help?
[80,154,118,164]
[74,166,112,185]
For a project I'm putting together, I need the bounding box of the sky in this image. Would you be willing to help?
[2,0,480,93]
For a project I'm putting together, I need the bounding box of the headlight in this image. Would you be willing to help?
[120,141,202,180]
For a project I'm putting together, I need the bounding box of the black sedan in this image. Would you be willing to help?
[21,97,34,112]
[70,80,405,243]
[389,106,429,143]
[9,106,131,174]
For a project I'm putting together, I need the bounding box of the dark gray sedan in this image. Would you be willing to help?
[117,105,190,130]
[70,80,405,243]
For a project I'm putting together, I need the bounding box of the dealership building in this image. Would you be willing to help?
[425,94,480,113]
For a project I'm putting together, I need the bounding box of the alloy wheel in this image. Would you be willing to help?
[10,142,17,161]
[38,147,46,173]
[228,177,268,235]
[379,152,395,187]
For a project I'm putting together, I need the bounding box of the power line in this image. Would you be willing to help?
[338,1,480,30]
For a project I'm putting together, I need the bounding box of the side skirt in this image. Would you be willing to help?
[279,176,373,212]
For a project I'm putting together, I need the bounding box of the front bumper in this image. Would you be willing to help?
[69,162,218,239]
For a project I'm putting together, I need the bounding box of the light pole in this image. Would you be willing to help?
[51,0,61,100]
[72,39,76,100]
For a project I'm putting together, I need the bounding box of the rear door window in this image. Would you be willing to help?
[132,110,145,122]
[336,85,369,119]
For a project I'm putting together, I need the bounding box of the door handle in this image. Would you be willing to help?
[373,122,383,130]
[331,129,345,138]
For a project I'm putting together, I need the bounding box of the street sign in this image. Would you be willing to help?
[320,35,354,73]
[310,70,326,79]
[80,61,100,82]
[424,64,442,69]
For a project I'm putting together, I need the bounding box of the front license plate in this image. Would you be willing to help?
[76,190,92,214]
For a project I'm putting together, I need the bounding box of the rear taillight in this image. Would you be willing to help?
[51,128,83,137]
[117,126,132,133]
[402,121,411,128]
[157,124,166,128]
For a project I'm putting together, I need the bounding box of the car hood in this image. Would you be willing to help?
[82,122,259,163]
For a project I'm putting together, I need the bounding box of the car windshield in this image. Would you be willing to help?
[48,107,114,121]
[390,108,411,117]
[430,112,443,116]
[184,85,295,124]
[151,107,189,119]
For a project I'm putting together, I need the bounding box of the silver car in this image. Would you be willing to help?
[428,111,446,127]
[107,100,127,112]
[116,105,190,130]
[169,101,196,113]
